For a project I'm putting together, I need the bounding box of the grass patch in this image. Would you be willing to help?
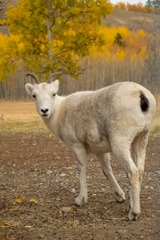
[150,122,160,136]
[0,120,48,134]
[1,119,160,137]
[0,99,160,136]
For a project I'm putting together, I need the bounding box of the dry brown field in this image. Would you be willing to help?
[0,95,159,133]
[0,95,160,120]
[0,101,39,122]
[0,98,160,240]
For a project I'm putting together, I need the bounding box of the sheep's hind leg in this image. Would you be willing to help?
[129,131,149,220]
[131,131,149,189]
[98,153,125,203]
[73,144,88,206]
[111,139,141,221]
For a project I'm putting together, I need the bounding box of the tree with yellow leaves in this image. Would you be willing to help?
[5,0,113,79]
[0,33,21,81]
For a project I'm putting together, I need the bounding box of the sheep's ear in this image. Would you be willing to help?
[52,80,59,92]
[25,83,34,95]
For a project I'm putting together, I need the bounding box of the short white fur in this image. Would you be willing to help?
[25,79,156,221]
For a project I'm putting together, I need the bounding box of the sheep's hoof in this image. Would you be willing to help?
[116,193,125,203]
[75,196,84,206]
[74,198,82,207]
[128,210,140,221]
[74,195,88,206]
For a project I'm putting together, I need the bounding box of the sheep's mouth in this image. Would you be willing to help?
[41,113,49,118]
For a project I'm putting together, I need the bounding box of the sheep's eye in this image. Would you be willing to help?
[32,94,36,99]
[52,93,56,97]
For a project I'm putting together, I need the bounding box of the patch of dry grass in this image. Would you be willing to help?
[0,101,46,133]
[0,101,39,121]
[0,98,160,135]
[0,120,46,133]
[150,94,160,136]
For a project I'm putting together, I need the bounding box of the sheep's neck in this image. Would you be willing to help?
[42,95,65,137]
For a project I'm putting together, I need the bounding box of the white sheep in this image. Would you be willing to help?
[25,73,156,221]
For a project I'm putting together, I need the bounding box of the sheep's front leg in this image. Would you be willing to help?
[72,144,88,206]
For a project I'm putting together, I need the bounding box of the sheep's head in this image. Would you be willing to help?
[25,73,59,119]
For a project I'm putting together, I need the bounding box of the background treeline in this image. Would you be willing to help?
[0,1,160,99]
[1,48,159,99]
[115,1,160,14]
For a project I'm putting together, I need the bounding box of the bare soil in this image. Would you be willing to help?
[0,131,160,240]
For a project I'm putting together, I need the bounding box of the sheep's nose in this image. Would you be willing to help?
[41,108,49,114]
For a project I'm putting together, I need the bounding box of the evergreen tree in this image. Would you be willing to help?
[145,0,153,8]
[146,0,160,13]
[152,0,160,13]
[114,33,126,48]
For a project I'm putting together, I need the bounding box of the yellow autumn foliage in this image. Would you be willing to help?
[0,33,21,80]
[0,23,151,82]
[89,26,150,62]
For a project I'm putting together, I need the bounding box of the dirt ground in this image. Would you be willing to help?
[0,100,160,239]
[0,131,160,240]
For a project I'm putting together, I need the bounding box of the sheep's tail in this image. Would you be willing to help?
[140,91,149,112]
